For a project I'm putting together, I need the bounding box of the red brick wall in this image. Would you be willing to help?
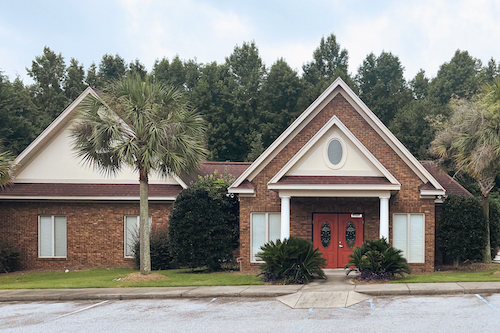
[0,201,172,270]
[239,93,435,273]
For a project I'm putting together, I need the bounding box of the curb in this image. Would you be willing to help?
[354,282,500,296]
[0,285,304,302]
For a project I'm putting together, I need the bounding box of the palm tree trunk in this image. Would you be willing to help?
[139,170,151,274]
[482,195,492,263]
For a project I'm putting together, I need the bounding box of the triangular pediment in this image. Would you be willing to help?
[229,78,445,196]
[268,116,399,186]
[12,88,184,187]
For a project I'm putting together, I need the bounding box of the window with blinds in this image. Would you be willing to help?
[124,215,152,258]
[251,213,281,262]
[393,213,424,263]
[39,215,67,258]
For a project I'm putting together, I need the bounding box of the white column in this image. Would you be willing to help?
[379,195,390,240]
[280,196,291,240]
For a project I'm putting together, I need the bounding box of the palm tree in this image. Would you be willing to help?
[431,81,500,262]
[71,76,207,274]
[0,149,14,188]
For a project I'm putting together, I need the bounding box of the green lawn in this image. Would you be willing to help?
[393,269,500,283]
[0,268,263,289]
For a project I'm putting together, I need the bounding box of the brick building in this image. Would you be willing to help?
[0,80,469,271]
[229,78,469,273]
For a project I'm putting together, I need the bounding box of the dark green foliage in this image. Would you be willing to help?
[345,238,411,280]
[258,58,302,148]
[389,98,449,159]
[489,200,500,259]
[133,226,173,270]
[127,59,148,81]
[356,51,412,126]
[438,195,488,264]
[428,50,482,105]
[0,239,20,273]
[26,46,69,127]
[245,132,264,162]
[64,58,87,100]
[298,33,355,112]
[98,54,126,83]
[0,74,41,154]
[85,63,99,88]
[257,236,326,284]
[168,183,239,271]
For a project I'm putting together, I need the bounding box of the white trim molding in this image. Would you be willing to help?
[229,78,445,194]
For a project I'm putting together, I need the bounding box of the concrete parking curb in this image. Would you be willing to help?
[354,282,500,296]
[1,282,500,302]
[0,285,304,302]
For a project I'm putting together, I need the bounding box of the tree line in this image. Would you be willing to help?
[1,33,499,163]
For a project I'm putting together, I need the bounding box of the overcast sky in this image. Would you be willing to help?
[1,0,499,84]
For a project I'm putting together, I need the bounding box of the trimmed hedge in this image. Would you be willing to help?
[168,186,239,271]
[438,195,487,264]
[0,239,20,273]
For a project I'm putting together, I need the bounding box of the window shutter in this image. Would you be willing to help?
[393,214,408,259]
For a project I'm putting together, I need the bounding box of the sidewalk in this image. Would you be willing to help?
[1,270,500,307]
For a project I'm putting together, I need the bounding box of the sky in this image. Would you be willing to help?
[1,0,499,84]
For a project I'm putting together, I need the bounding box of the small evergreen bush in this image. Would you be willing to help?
[0,239,20,273]
[168,185,239,272]
[257,236,326,284]
[133,226,173,270]
[438,195,487,265]
[489,200,500,259]
[345,238,411,280]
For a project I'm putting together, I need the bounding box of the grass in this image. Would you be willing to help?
[393,268,500,283]
[0,268,263,289]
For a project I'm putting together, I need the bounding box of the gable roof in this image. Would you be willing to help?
[267,115,400,188]
[11,87,188,189]
[229,78,445,196]
[13,87,98,176]
[420,161,472,197]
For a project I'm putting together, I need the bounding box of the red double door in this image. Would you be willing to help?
[313,213,364,268]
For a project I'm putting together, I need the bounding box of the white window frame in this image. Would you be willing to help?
[250,212,281,263]
[392,213,425,263]
[324,136,347,170]
[124,215,152,258]
[38,215,67,258]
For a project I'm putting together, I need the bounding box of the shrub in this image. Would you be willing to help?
[133,226,173,270]
[168,185,239,272]
[489,200,500,259]
[0,239,20,273]
[257,236,326,284]
[345,238,411,280]
[438,195,487,265]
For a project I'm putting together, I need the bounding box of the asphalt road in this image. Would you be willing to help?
[1,294,500,332]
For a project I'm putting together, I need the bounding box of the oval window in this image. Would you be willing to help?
[327,139,343,165]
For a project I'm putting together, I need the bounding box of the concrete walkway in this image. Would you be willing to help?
[2,269,500,308]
